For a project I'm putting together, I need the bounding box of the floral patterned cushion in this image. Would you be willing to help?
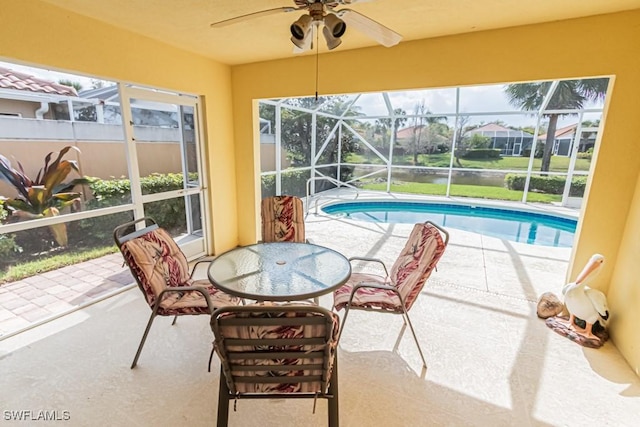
[156,279,240,316]
[334,222,447,312]
[261,195,305,243]
[214,302,340,394]
[333,272,402,312]
[120,227,240,314]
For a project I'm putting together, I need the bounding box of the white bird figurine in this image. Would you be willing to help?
[561,253,609,341]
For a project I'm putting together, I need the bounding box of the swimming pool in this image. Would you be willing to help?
[321,201,577,248]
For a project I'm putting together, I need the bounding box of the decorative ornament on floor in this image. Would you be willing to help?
[545,254,610,348]
[536,291,564,319]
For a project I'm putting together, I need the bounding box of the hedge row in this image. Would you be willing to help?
[260,167,355,198]
[2,170,586,260]
[261,171,309,198]
[2,173,194,256]
[85,173,195,236]
[505,174,587,196]
[461,149,502,159]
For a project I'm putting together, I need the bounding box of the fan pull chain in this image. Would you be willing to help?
[315,26,319,102]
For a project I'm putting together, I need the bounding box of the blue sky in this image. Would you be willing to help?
[1,59,605,129]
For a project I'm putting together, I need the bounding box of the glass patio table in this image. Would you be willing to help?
[207,242,351,301]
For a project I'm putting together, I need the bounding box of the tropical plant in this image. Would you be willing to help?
[0,208,21,260]
[453,115,472,167]
[467,133,492,149]
[505,78,608,172]
[375,108,407,153]
[57,79,82,93]
[0,146,90,247]
[259,96,361,189]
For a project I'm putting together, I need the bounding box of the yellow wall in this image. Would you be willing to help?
[0,140,184,185]
[0,0,238,254]
[608,174,640,377]
[230,10,640,371]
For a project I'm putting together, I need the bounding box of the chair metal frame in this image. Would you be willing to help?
[114,217,217,369]
[211,304,340,427]
[337,221,449,372]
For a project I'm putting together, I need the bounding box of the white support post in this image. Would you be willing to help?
[522,80,559,203]
[311,111,317,196]
[561,114,585,206]
[383,92,394,193]
[275,104,282,195]
[446,88,460,197]
[118,83,145,222]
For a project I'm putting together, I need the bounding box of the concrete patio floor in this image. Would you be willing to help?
[1,193,639,426]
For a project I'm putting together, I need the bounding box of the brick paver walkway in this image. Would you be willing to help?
[0,253,133,338]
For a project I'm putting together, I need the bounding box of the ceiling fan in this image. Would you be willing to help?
[210,0,402,52]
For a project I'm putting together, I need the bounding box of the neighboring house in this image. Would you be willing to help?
[1,67,188,128]
[538,123,598,156]
[78,85,189,128]
[0,66,77,120]
[395,125,448,155]
[0,67,191,185]
[467,123,533,156]
[259,117,290,171]
[395,125,424,144]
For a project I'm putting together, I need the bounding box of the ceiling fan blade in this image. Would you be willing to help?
[210,7,300,28]
[337,9,402,47]
[336,0,375,4]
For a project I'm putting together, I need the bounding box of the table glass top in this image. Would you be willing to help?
[207,242,351,300]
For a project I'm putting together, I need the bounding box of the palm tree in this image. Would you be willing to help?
[505,78,608,172]
[375,108,407,153]
[424,114,448,154]
[410,101,427,165]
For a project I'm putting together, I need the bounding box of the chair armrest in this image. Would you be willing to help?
[189,257,215,279]
[348,281,406,310]
[351,281,397,293]
[156,285,214,312]
[348,256,389,276]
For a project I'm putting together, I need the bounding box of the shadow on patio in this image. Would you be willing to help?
[1,206,639,426]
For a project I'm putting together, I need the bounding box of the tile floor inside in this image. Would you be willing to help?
[1,193,639,426]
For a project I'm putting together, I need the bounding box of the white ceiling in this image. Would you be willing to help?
[42,0,640,65]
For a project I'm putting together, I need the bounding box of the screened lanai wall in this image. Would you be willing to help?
[0,63,212,270]
[260,78,608,208]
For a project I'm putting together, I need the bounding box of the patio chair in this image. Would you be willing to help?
[211,302,341,427]
[261,195,306,243]
[113,217,241,369]
[333,221,449,372]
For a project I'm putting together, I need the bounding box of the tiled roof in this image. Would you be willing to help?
[538,124,577,140]
[396,125,425,139]
[0,66,78,96]
[472,123,510,132]
[469,123,533,137]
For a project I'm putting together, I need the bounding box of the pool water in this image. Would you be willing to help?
[322,201,577,248]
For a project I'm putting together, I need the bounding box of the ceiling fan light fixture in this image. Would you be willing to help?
[322,25,342,50]
[323,13,346,38]
[291,28,313,50]
[290,14,313,40]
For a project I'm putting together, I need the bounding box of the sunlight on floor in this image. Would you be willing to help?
[1,197,639,426]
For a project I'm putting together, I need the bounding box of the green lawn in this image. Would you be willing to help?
[345,153,591,172]
[361,181,561,203]
[0,245,118,284]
